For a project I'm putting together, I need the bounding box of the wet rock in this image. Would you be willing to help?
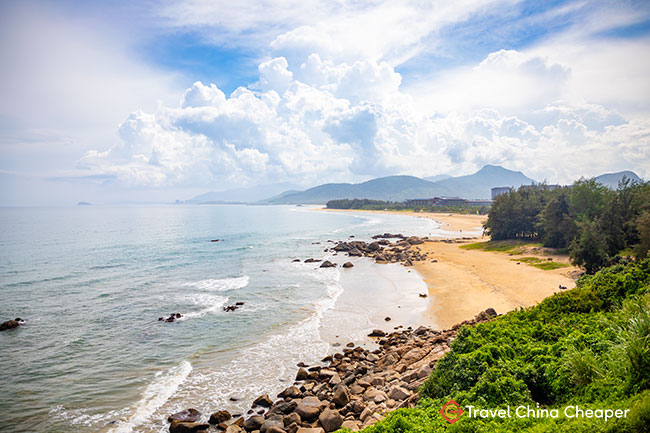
[418,293,428,298]
[169,420,211,433]
[292,259,301,262]
[368,329,386,337]
[235,301,245,306]
[318,409,343,432]
[319,261,336,268]
[0,319,21,331]
[283,412,301,427]
[243,416,265,431]
[342,262,354,268]
[168,408,202,423]
[295,367,309,381]
[384,317,391,322]
[304,258,321,263]
[209,410,232,425]
[260,416,284,433]
[278,385,302,399]
[253,394,273,408]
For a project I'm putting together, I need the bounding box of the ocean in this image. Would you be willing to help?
[0,205,445,433]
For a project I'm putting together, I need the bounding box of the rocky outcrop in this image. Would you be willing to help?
[159,313,182,323]
[331,235,431,267]
[0,318,23,331]
[183,309,498,432]
[168,408,202,423]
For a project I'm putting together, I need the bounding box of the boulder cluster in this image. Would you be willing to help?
[166,309,498,433]
[329,235,429,267]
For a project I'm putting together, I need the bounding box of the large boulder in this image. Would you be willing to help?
[332,385,350,408]
[169,420,210,433]
[295,396,324,421]
[168,408,202,423]
[260,416,284,433]
[278,385,302,399]
[209,410,231,425]
[243,416,265,431]
[318,409,343,433]
[0,319,21,331]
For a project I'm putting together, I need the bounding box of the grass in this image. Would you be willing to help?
[460,240,542,255]
[510,257,570,271]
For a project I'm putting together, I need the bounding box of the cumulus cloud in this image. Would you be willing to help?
[80,42,650,189]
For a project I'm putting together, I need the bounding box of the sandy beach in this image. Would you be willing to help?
[321,209,579,329]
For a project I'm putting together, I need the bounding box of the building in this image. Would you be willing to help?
[404,197,486,207]
[404,198,436,207]
[491,186,512,199]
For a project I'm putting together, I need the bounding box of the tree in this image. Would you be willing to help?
[635,211,650,259]
[570,219,609,274]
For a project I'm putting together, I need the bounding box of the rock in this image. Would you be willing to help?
[209,410,232,425]
[235,301,245,306]
[283,413,301,427]
[278,385,302,399]
[168,408,202,423]
[295,367,309,381]
[295,396,324,421]
[329,374,341,386]
[485,308,497,317]
[318,409,343,432]
[340,420,360,431]
[388,386,411,401]
[253,394,273,408]
[292,259,301,262]
[413,326,428,335]
[416,364,432,379]
[169,420,211,433]
[226,425,243,433]
[304,258,321,263]
[243,416,265,431]
[270,401,298,416]
[0,319,20,331]
[266,427,286,433]
[418,293,428,298]
[359,407,373,422]
[296,428,324,433]
[332,385,350,408]
[368,329,386,337]
[319,261,336,268]
[342,262,354,268]
[260,416,284,433]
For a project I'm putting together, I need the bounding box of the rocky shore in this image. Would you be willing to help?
[165,308,498,433]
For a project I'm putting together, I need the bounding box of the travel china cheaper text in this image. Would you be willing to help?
[465,405,630,422]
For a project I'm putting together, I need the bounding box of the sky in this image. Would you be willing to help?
[1,0,649,205]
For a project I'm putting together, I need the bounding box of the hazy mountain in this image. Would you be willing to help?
[264,176,453,204]
[264,165,537,204]
[435,164,535,199]
[594,171,642,189]
[424,174,452,182]
[187,182,303,204]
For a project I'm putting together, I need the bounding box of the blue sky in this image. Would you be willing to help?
[1,0,649,204]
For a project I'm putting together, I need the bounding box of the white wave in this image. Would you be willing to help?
[183,276,249,291]
[178,294,229,320]
[108,361,192,433]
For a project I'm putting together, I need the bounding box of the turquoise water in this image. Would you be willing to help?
[0,205,441,433]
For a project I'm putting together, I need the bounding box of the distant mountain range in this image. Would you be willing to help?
[262,165,535,204]
[187,166,642,205]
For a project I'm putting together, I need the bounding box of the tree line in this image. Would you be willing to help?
[325,198,490,215]
[484,178,650,273]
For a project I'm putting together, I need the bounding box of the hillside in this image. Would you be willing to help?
[594,170,642,189]
[265,165,535,204]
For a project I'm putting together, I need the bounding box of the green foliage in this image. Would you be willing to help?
[360,260,650,433]
[485,177,649,274]
[460,240,538,254]
[325,199,490,214]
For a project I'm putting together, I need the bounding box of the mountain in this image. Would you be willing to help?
[594,171,642,189]
[424,174,452,182]
[264,165,536,204]
[264,176,454,204]
[187,182,303,204]
[434,165,535,199]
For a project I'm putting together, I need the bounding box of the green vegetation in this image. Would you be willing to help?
[325,198,490,215]
[459,240,539,254]
[508,257,570,270]
[484,178,650,273]
[358,260,650,432]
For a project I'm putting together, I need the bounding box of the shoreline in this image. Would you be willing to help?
[317,208,579,329]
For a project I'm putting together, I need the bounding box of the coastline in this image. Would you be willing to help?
[318,208,579,329]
